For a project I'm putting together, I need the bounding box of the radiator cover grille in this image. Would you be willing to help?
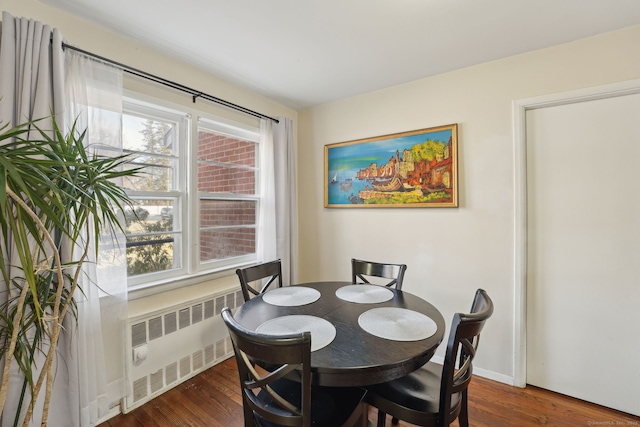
[124,288,243,412]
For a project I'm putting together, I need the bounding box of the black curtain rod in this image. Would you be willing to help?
[61,42,279,124]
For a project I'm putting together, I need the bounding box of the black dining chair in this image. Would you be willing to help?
[236,259,283,302]
[351,258,407,290]
[221,307,369,427]
[365,288,494,427]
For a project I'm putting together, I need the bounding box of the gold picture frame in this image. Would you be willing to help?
[324,124,458,208]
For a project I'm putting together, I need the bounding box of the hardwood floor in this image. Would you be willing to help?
[100,358,640,427]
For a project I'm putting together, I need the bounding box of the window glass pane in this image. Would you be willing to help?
[200,200,256,263]
[198,130,256,194]
[123,158,176,192]
[198,130,255,166]
[124,115,177,155]
[125,198,180,276]
[200,228,256,262]
[123,200,176,231]
[127,236,180,276]
[123,114,178,191]
[200,200,256,227]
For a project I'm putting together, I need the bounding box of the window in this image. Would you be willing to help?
[197,119,261,269]
[122,97,264,288]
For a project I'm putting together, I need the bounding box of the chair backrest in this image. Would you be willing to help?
[236,259,283,302]
[351,258,407,289]
[438,288,493,426]
[221,307,312,427]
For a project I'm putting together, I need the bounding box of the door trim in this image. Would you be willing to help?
[512,79,640,387]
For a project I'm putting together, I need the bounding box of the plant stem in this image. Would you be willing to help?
[4,188,64,427]
[39,213,91,425]
[0,276,30,415]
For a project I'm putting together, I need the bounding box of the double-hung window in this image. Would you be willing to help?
[196,119,261,270]
[122,96,264,289]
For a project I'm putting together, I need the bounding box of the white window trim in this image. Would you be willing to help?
[122,91,264,295]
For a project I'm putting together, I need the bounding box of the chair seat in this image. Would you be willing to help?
[366,289,493,427]
[366,363,461,425]
[256,379,367,427]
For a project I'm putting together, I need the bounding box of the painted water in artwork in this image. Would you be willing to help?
[325,125,457,207]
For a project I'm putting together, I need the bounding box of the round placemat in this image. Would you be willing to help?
[262,286,321,306]
[336,284,394,304]
[358,307,437,341]
[255,315,336,352]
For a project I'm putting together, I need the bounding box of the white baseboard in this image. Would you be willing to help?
[429,355,517,387]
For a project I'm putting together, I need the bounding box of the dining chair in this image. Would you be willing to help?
[351,258,407,289]
[365,288,494,427]
[236,259,283,302]
[221,307,369,427]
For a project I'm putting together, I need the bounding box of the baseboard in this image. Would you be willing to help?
[429,355,516,386]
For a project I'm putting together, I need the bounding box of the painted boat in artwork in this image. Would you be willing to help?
[372,175,404,192]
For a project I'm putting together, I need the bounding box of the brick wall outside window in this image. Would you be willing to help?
[197,131,255,194]
[198,131,257,261]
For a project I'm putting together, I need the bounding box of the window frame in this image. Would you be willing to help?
[122,97,189,288]
[193,117,262,273]
[122,92,264,292]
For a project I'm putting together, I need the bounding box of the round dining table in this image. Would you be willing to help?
[232,281,446,387]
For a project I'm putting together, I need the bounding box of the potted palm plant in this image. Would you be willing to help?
[0,116,140,426]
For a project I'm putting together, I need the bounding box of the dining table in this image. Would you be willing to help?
[232,281,446,387]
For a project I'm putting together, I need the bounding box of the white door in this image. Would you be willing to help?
[526,93,640,416]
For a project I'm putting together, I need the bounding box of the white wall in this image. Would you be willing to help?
[297,25,640,382]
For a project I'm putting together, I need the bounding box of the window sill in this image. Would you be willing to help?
[127,272,240,321]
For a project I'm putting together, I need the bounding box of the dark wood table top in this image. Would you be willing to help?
[233,281,446,387]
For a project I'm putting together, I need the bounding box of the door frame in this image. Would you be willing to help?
[512,79,640,387]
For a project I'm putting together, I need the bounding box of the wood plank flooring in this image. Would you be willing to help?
[100,358,640,427]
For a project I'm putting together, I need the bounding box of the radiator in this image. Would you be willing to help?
[123,287,244,412]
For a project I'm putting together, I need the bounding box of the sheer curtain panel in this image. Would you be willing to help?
[0,12,126,426]
[257,119,278,264]
[273,117,298,285]
[62,50,127,425]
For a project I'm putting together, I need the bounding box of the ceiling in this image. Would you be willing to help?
[41,0,640,110]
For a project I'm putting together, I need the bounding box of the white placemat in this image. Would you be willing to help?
[358,307,437,341]
[255,315,336,352]
[336,284,394,304]
[262,286,321,306]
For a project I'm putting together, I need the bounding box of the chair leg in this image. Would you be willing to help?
[359,403,369,427]
[377,409,387,427]
[345,402,368,427]
[458,389,469,427]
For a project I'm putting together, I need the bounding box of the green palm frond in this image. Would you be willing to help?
[0,114,141,424]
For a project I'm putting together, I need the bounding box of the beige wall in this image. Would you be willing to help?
[297,25,640,382]
[7,0,640,386]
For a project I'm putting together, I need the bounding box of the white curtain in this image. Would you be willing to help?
[257,119,277,264]
[0,12,65,129]
[59,50,127,425]
[0,12,127,426]
[273,117,298,285]
[0,12,66,427]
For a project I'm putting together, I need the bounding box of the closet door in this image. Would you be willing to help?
[526,93,640,416]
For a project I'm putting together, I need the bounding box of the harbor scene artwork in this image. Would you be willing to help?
[325,124,458,208]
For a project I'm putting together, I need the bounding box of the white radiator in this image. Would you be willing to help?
[123,287,243,412]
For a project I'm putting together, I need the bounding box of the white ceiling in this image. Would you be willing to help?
[41,0,640,110]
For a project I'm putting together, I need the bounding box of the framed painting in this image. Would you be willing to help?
[324,124,458,208]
